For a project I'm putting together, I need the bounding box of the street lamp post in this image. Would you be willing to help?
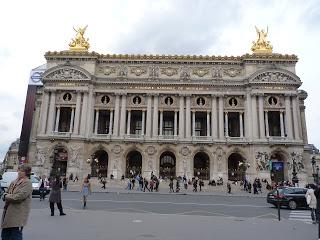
[312,156,317,183]
[316,166,319,184]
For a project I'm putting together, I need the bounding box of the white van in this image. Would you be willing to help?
[0,172,46,195]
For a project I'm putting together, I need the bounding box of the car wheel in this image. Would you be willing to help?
[288,200,297,210]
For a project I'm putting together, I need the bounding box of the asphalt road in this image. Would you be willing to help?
[0,192,317,240]
[31,191,289,219]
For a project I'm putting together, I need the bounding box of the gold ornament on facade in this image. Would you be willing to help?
[193,68,209,77]
[161,67,178,77]
[69,26,90,51]
[131,66,147,76]
[251,26,273,54]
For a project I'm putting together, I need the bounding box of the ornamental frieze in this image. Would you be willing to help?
[149,65,160,78]
[193,67,209,77]
[98,66,116,75]
[117,65,128,77]
[223,67,241,77]
[254,72,295,83]
[46,68,89,80]
[130,66,147,76]
[180,66,191,80]
[212,67,223,78]
[161,67,178,77]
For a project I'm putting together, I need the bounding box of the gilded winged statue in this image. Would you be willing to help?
[69,25,90,51]
[251,26,273,53]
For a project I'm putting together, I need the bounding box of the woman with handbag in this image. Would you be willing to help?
[305,184,317,224]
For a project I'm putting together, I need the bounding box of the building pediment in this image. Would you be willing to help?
[249,69,301,85]
[42,64,91,81]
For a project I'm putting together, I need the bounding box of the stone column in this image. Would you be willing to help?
[185,96,191,138]
[113,94,121,137]
[127,110,131,135]
[265,111,269,138]
[296,95,303,139]
[153,95,159,137]
[80,92,88,136]
[85,88,94,137]
[245,91,252,139]
[69,107,75,133]
[141,110,146,136]
[251,95,258,139]
[46,91,56,134]
[54,106,60,132]
[240,112,244,138]
[292,95,300,140]
[73,91,82,135]
[218,96,224,139]
[109,109,113,135]
[280,110,285,137]
[192,111,196,137]
[159,110,163,136]
[300,105,308,143]
[207,111,210,137]
[174,111,178,136]
[258,94,265,139]
[146,95,152,137]
[211,95,218,139]
[285,95,293,139]
[224,112,229,137]
[179,95,185,139]
[94,109,99,134]
[40,90,49,134]
[119,94,127,137]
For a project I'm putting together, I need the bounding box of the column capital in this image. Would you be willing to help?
[284,93,292,97]
[114,92,122,96]
[56,105,61,109]
[257,93,264,97]
[264,110,268,113]
[43,89,50,93]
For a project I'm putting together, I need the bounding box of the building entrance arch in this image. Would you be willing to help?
[228,153,246,181]
[193,152,210,180]
[270,152,286,183]
[126,151,142,177]
[91,150,108,177]
[159,152,176,179]
[50,146,68,177]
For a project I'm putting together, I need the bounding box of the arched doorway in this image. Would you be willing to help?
[270,152,286,183]
[91,150,108,177]
[50,146,68,177]
[228,153,246,181]
[193,152,210,180]
[126,151,142,177]
[159,152,176,179]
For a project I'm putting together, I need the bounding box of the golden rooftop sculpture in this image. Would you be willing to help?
[69,26,90,51]
[251,26,273,54]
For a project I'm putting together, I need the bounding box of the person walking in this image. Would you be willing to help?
[81,177,92,209]
[306,184,317,224]
[39,176,47,201]
[169,177,174,193]
[49,175,66,216]
[227,182,231,194]
[1,164,33,240]
[101,177,106,189]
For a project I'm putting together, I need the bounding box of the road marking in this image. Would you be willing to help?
[62,198,267,208]
[253,213,278,219]
[132,220,142,223]
[289,210,313,224]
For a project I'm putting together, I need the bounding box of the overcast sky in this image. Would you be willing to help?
[0,0,319,161]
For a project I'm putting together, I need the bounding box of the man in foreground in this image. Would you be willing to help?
[1,164,33,240]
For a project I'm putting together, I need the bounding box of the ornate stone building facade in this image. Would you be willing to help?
[21,28,315,184]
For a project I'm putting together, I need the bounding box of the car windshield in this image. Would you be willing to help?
[31,176,40,183]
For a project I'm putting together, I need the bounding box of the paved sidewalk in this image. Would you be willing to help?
[66,179,268,198]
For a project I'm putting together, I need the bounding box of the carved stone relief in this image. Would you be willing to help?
[98,66,116,75]
[146,146,156,156]
[69,144,82,167]
[112,145,122,155]
[180,146,191,156]
[224,68,241,77]
[212,67,223,78]
[131,66,147,76]
[35,146,49,166]
[287,152,304,173]
[46,68,89,80]
[149,65,160,79]
[215,147,225,172]
[255,151,270,171]
[254,72,295,83]
[180,66,191,80]
[161,67,178,77]
[193,67,209,77]
[117,65,128,77]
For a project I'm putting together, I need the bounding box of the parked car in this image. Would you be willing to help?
[267,187,308,210]
[0,171,50,196]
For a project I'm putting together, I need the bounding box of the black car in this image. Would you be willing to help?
[267,187,308,210]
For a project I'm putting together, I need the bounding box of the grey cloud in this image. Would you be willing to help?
[111,0,242,55]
